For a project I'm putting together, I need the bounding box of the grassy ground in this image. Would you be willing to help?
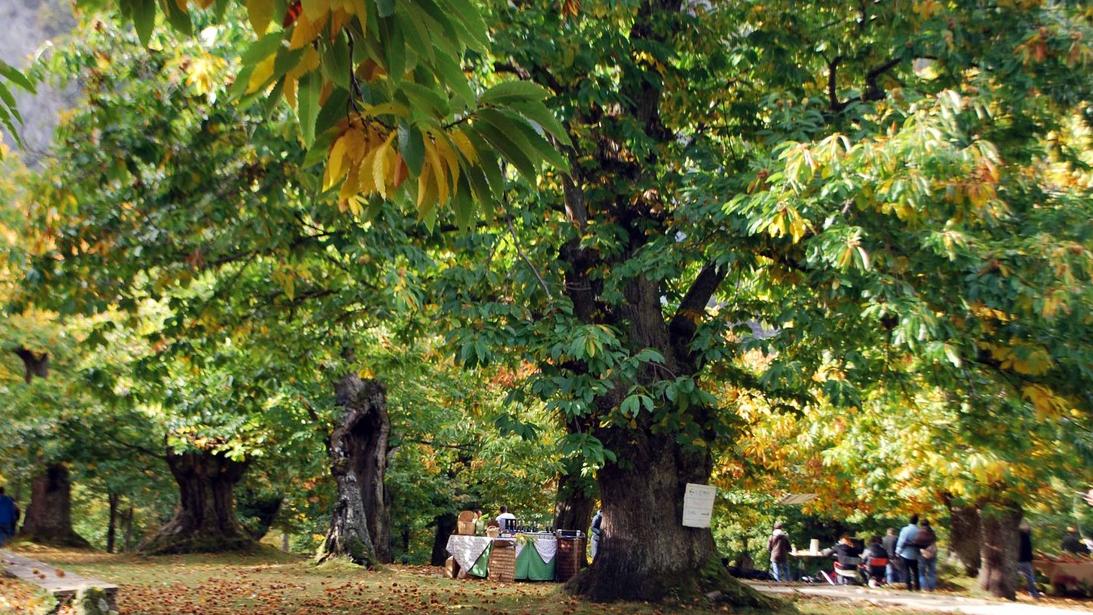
[2,544,940,615]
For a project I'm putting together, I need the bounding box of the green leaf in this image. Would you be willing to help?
[297,71,321,147]
[433,52,474,109]
[510,100,571,146]
[440,0,490,51]
[161,0,192,35]
[314,87,350,138]
[470,119,537,180]
[397,123,425,177]
[479,80,551,106]
[489,108,568,171]
[132,0,157,46]
[0,61,35,95]
[375,0,395,19]
[241,32,284,66]
[321,33,351,90]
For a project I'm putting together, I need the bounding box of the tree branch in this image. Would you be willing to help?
[668,262,727,347]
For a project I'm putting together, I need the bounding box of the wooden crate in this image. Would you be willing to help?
[488,540,516,583]
[555,536,587,582]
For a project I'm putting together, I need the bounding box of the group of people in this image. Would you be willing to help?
[766,515,942,591]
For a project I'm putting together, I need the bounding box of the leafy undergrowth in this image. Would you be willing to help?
[2,545,936,615]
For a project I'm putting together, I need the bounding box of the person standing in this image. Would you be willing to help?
[0,487,18,547]
[495,506,516,531]
[895,514,921,591]
[590,509,603,562]
[882,527,902,585]
[768,521,792,582]
[1061,526,1090,555]
[916,519,938,591]
[1018,521,1041,600]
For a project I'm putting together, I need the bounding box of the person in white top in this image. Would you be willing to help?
[496,506,516,530]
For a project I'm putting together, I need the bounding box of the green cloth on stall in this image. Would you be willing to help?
[468,543,492,578]
[514,543,555,581]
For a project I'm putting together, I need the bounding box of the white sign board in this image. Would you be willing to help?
[682,483,717,528]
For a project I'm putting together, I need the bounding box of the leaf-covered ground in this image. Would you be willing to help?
[2,545,940,615]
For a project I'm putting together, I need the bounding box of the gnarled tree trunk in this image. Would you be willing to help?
[20,463,90,547]
[978,501,1021,600]
[139,450,252,554]
[317,375,391,566]
[948,503,981,577]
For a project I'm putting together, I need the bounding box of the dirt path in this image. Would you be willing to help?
[750,581,1093,614]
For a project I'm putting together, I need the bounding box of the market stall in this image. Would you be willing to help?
[445,533,559,581]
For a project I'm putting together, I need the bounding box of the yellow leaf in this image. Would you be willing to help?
[246,0,274,35]
[372,132,396,199]
[424,138,449,204]
[434,132,462,189]
[301,0,330,22]
[450,129,478,163]
[246,55,276,94]
[289,12,326,49]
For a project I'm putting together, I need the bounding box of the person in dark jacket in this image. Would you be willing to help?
[768,522,792,582]
[822,534,863,584]
[916,520,938,591]
[862,535,889,586]
[882,527,902,584]
[1018,521,1040,599]
[1062,527,1090,555]
[0,487,18,547]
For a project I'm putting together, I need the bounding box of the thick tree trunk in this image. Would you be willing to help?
[317,375,391,566]
[431,512,457,566]
[978,501,1021,600]
[139,450,252,554]
[565,430,775,608]
[106,491,119,553]
[20,463,90,547]
[948,504,981,577]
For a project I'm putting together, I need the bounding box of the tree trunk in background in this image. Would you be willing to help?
[978,501,1021,600]
[122,506,134,552]
[948,504,981,577]
[317,375,391,566]
[106,491,119,553]
[20,463,90,547]
[430,512,457,566]
[138,450,252,554]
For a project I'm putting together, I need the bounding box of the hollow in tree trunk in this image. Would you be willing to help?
[139,449,252,554]
[430,512,457,567]
[948,503,981,577]
[317,375,392,566]
[20,463,90,547]
[565,429,776,608]
[978,500,1021,600]
[554,459,597,568]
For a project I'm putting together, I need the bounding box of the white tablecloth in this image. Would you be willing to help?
[516,534,557,563]
[446,535,494,571]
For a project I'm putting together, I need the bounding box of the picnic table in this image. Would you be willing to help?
[789,549,831,581]
[446,533,558,581]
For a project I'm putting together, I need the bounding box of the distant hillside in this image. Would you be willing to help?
[0,0,76,166]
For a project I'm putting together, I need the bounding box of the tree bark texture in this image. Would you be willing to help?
[139,449,252,554]
[20,463,90,547]
[948,504,981,577]
[317,375,392,566]
[978,501,1021,600]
